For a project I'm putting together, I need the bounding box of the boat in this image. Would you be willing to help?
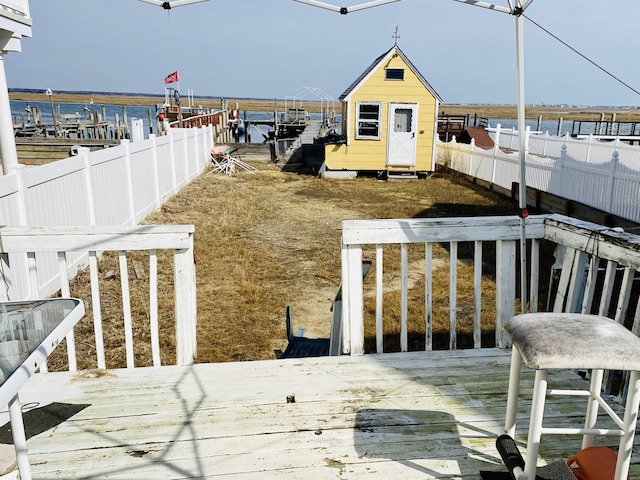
[155,86,215,123]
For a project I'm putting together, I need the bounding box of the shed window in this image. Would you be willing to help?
[386,68,404,80]
[356,102,381,140]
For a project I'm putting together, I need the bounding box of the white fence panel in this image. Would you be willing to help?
[617,143,640,169]
[20,157,96,296]
[90,145,135,226]
[23,156,92,226]
[491,153,519,191]
[613,175,640,221]
[155,134,178,202]
[525,154,556,192]
[562,161,610,211]
[441,128,640,225]
[129,140,160,222]
[173,130,190,190]
[470,150,495,181]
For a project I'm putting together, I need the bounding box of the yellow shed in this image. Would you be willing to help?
[322,45,441,179]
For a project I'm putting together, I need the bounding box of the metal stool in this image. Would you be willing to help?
[503,313,640,480]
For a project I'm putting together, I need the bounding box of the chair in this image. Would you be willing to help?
[502,312,640,480]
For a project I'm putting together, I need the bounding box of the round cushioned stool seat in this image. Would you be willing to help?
[503,313,640,371]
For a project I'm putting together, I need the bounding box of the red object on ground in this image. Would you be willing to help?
[567,446,629,480]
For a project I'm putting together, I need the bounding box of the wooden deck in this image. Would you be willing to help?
[3,349,639,479]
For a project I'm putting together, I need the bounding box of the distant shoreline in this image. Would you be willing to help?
[9,89,640,121]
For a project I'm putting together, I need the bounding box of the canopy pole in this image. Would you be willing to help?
[515,3,528,314]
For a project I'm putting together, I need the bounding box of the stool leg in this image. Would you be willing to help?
[505,347,523,438]
[615,370,640,480]
[582,368,603,449]
[525,369,548,480]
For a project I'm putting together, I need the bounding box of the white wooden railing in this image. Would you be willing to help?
[340,214,640,374]
[0,225,197,369]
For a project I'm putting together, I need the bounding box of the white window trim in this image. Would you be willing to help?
[355,102,382,140]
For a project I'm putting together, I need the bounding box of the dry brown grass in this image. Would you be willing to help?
[47,164,523,370]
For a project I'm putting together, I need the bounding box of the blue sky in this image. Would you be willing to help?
[6,0,640,106]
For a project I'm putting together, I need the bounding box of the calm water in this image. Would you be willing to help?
[11,99,159,136]
[9,99,340,142]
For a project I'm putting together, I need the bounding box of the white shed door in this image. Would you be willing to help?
[387,103,418,167]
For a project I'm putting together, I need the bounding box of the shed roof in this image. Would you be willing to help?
[339,45,442,103]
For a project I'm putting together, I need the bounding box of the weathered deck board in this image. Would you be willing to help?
[4,349,640,479]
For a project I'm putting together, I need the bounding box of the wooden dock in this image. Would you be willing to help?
[5,349,639,479]
[10,137,119,165]
[571,119,640,144]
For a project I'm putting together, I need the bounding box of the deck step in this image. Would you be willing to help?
[387,172,419,181]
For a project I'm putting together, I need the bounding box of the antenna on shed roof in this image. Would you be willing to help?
[392,25,400,45]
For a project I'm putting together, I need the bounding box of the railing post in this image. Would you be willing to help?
[341,241,364,355]
[492,135,498,186]
[496,240,516,348]
[469,138,475,176]
[585,134,593,163]
[494,123,501,151]
[606,150,620,214]
[174,232,197,365]
[553,143,567,197]
[81,149,97,226]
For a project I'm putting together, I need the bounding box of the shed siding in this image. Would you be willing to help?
[325,52,437,172]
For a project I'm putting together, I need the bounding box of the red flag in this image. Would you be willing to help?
[164,71,179,84]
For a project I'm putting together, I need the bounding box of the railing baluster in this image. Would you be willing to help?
[449,241,458,350]
[375,244,383,354]
[553,247,574,312]
[581,255,599,314]
[614,267,635,324]
[89,251,106,370]
[119,251,134,368]
[26,251,49,374]
[473,241,482,348]
[149,249,161,367]
[400,243,408,352]
[425,242,433,351]
[529,239,540,313]
[57,251,77,372]
[599,260,618,316]
[566,250,589,313]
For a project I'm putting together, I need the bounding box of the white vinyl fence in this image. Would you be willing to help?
[440,129,640,225]
[0,126,213,300]
[491,125,640,166]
